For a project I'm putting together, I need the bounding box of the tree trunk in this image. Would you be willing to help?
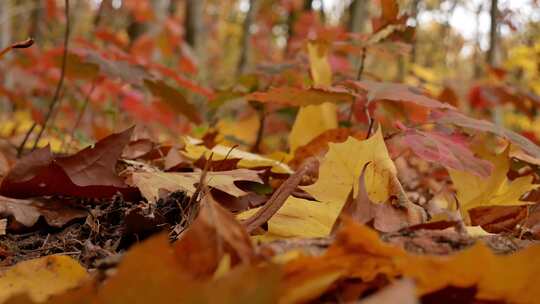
[285,0,313,56]
[487,0,499,66]
[237,0,259,76]
[347,0,368,34]
[185,0,204,50]
[410,0,420,64]
[1,0,13,110]
[473,3,483,78]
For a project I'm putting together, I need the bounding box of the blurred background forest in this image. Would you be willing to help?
[0,0,539,154]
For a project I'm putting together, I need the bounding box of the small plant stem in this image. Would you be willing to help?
[251,103,265,153]
[62,79,97,152]
[16,122,37,157]
[31,0,70,151]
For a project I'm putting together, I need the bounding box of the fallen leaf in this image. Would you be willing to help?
[0,256,87,303]
[0,128,136,199]
[0,196,87,230]
[332,163,423,233]
[286,219,540,303]
[121,139,155,160]
[302,127,397,204]
[449,146,538,216]
[469,205,528,234]
[174,192,257,277]
[144,79,201,124]
[239,196,342,239]
[289,128,361,169]
[131,169,263,202]
[183,141,292,174]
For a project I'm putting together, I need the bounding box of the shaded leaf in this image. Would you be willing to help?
[0,196,87,230]
[144,79,201,124]
[346,80,454,110]
[247,86,353,107]
[174,192,257,277]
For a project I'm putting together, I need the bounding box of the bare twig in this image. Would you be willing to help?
[31,0,70,151]
[16,122,37,157]
[356,47,367,80]
[365,101,374,139]
[0,38,34,59]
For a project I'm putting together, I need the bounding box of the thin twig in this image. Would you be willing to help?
[31,0,70,151]
[0,38,34,59]
[356,47,367,80]
[365,101,374,139]
[348,47,367,124]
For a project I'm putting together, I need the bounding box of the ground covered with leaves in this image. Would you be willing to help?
[2,0,540,303]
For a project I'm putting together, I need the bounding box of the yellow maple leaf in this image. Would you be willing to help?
[216,113,260,148]
[449,146,538,218]
[238,197,342,240]
[238,128,399,240]
[289,41,338,152]
[0,255,87,303]
[302,127,397,204]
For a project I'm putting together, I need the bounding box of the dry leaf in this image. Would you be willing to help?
[0,196,87,230]
[302,127,397,204]
[131,169,263,202]
[449,146,538,216]
[183,141,292,174]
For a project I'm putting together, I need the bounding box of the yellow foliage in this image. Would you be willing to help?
[289,41,338,152]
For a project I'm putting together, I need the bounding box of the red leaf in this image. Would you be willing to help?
[398,128,493,177]
[346,80,454,110]
[247,86,354,107]
[0,128,137,199]
[432,110,540,159]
